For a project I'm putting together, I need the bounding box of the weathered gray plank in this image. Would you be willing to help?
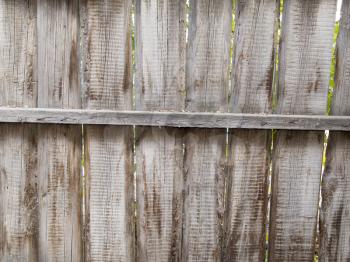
[225,130,270,261]
[0,1,38,261]
[0,125,38,262]
[84,126,134,261]
[182,129,226,262]
[224,1,277,260]
[36,0,82,260]
[320,1,350,261]
[1,108,350,131]
[135,0,186,112]
[230,0,277,114]
[37,0,80,109]
[0,0,37,108]
[186,0,231,113]
[269,0,336,261]
[81,0,135,261]
[135,127,184,261]
[320,132,350,261]
[135,0,186,260]
[37,124,82,261]
[183,0,231,261]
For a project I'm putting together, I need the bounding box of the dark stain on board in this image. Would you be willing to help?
[69,38,79,92]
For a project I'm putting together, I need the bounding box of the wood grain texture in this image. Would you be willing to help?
[186,0,231,113]
[182,129,226,262]
[269,0,336,261]
[135,0,186,111]
[84,126,134,262]
[276,0,336,116]
[135,127,184,261]
[37,125,82,262]
[183,1,231,261]
[36,0,82,260]
[1,108,350,130]
[224,1,277,260]
[320,1,350,261]
[320,132,350,262]
[135,0,186,260]
[225,130,270,261]
[230,0,277,114]
[0,0,37,108]
[0,125,38,262]
[81,0,132,110]
[37,0,80,109]
[0,1,38,261]
[81,0,135,261]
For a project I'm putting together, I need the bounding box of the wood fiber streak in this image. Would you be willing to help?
[270,131,324,261]
[81,1,134,261]
[136,128,183,262]
[186,0,231,113]
[37,0,82,260]
[182,130,226,262]
[84,126,134,262]
[135,0,186,261]
[320,1,350,261]
[135,0,186,111]
[225,130,270,261]
[0,125,38,262]
[269,1,336,260]
[231,0,277,114]
[320,132,350,262]
[224,0,277,260]
[37,0,80,109]
[82,0,132,110]
[0,0,37,108]
[184,1,231,261]
[37,125,81,262]
[1,108,350,130]
[276,0,336,115]
[0,1,38,261]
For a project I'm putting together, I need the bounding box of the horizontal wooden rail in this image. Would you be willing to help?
[0,107,349,131]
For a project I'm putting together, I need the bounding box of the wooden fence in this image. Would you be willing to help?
[0,0,349,261]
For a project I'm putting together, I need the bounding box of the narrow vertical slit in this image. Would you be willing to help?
[185,0,189,43]
[81,124,85,262]
[180,1,190,258]
[131,0,137,259]
[316,1,342,261]
[265,0,284,260]
[78,2,87,259]
[222,0,236,258]
[228,0,236,108]
[183,0,189,106]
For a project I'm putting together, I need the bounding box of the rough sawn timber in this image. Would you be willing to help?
[269,0,336,261]
[135,0,186,260]
[81,0,135,261]
[37,0,82,260]
[224,0,278,261]
[320,0,350,261]
[0,108,350,131]
[0,1,38,261]
[182,0,231,261]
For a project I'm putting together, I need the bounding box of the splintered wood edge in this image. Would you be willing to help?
[0,107,349,131]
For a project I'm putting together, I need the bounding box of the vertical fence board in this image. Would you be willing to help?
[37,0,82,260]
[0,1,38,261]
[135,0,186,261]
[320,1,350,260]
[183,0,231,261]
[225,1,278,260]
[81,0,135,261]
[269,0,336,261]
